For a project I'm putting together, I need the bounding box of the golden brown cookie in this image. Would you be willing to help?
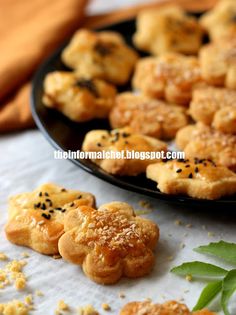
[132,54,202,106]
[199,37,236,89]
[62,29,139,85]
[109,92,188,139]
[189,86,236,134]
[133,5,203,55]
[58,202,159,284]
[120,300,216,315]
[82,127,167,176]
[176,123,236,171]
[200,0,236,41]
[5,183,95,255]
[42,71,116,122]
[147,158,236,200]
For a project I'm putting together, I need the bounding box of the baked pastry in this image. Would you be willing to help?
[62,29,139,85]
[190,86,236,134]
[42,71,116,122]
[109,92,188,139]
[82,127,167,176]
[132,54,202,106]
[200,0,236,40]
[176,123,236,171]
[133,5,203,55]
[199,37,236,89]
[147,158,236,200]
[5,183,95,255]
[58,202,159,284]
[120,300,216,315]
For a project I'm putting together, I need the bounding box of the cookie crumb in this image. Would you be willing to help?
[138,200,153,209]
[0,253,8,261]
[77,305,99,315]
[185,274,192,282]
[25,295,33,305]
[53,254,62,260]
[119,292,125,299]
[21,252,30,258]
[58,300,69,311]
[15,277,26,290]
[102,303,110,311]
[174,220,182,226]
[35,290,44,297]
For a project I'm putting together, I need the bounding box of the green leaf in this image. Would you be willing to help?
[195,241,236,265]
[192,280,222,311]
[171,261,227,278]
[221,269,236,315]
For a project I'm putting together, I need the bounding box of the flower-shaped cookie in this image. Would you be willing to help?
[200,0,236,40]
[5,183,95,255]
[58,202,159,284]
[120,300,216,315]
[133,5,203,55]
[190,86,236,134]
[133,54,202,106]
[62,29,139,85]
[82,127,167,176]
[43,71,116,122]
[200,37,236,89]
[109,92,188,139]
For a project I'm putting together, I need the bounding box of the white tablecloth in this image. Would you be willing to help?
[0,1,236,314]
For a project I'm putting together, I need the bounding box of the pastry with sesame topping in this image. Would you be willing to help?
[132,54,202,106]
[43,71,116,122]
[82,127,167,176]
[147,158,236,200]
[176,123,236,171]
[109,93,188,140]
[199,36,236,89]
[5,183,95,255]
[190,86,236,134]
[200,0,236,41]
[119,300,216,315]
[133,5,203,55]
[58,202,159,284]
[62,29,139,85]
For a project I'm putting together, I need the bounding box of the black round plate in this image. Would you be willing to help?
[31,18,236,209]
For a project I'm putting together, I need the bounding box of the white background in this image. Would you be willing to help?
[0,0,236,314]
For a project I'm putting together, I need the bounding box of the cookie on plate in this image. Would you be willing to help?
[62,29,139,85]
[5,183,95,255]
[190,86,236,134]
[133,5,203,55]
[132,54,202,106]
[120,300,216,315]
[42,71,116,122]
[176,123,236,171]
[58,202,159,284]
[200,0,236,40]
[82,127,167,176]
[199,37,236,89]
[109,92,189,139]
[147,158,236,200]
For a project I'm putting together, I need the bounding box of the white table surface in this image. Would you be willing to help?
[0,1,236,314]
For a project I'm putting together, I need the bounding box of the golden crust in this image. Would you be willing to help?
[147,158,236,200]
[62,29,139,85]
[109,92,188,139]
[199,37,236,89]
[42,71,116,122]
[133,5,203,55]
[5,183,95,255]
[58,202,159,284]
[132,54,202,106]
[120,300,216,315]
[82,127,167,176]
[200,0,236,41]
[190,86,236,134]
[176,123,236,171]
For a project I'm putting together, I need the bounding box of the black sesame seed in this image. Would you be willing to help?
[49,210,54,213]
[39,192,42,197]
[101,135,106,140]
[34,202,41,209]
[176,168,182,173]
[61,209,66,213]
[185,165,190,168]
[70,202,75,207]
[203,162,207,166]
[124,141,129,145]
[195,167,199,173]
[188,173,193,178]
[55,207,62,211]
[97,143,102,147]
[45,192,49,197]
[41,213,51,220]
[61,188,67,192]
[77,195,82,199]
[122,132,130,138]
[41,203,46,210]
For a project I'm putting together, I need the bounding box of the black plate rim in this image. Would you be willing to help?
[30,18,236,207]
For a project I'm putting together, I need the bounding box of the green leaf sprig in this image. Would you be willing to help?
[171,241,236,315]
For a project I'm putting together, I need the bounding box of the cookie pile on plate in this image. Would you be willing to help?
[42,0,236,200]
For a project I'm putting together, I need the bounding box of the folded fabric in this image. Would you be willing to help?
[0,0,216,133]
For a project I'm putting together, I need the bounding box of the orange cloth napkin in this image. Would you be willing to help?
[0,0,216,133]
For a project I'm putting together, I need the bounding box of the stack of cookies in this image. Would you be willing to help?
[41,0,236,200]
